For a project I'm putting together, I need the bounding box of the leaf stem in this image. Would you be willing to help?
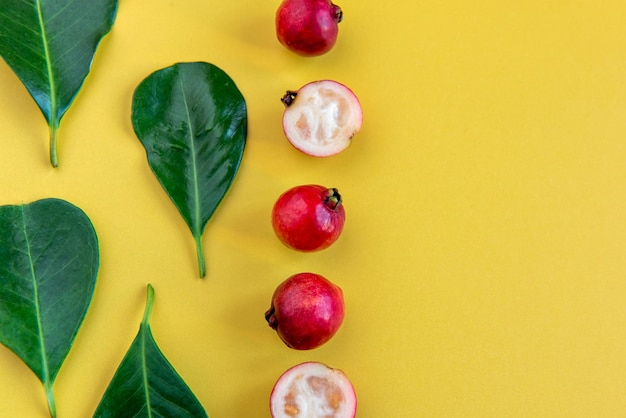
[45,381,57,418]
[49,125,59,168]
[142,284,155,327]
[194,235,206,278]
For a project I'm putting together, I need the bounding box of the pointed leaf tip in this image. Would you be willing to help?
[142,284,156,326]
[94,283,208,417]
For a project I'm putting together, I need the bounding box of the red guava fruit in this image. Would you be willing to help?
[265,272,345,350]
[270,361,357,418]
[281,80,362,157]
[276,0,343,56]
[272,184,346,252]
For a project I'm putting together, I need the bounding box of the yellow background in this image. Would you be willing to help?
[2,0,626,416]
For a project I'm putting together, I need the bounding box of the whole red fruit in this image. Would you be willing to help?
[276,0,343,57]
[272,184,346,252]
[265,272,345,350]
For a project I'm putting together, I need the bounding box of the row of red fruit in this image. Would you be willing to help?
[265,0,362,416]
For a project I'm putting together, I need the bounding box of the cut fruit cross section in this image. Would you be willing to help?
[281,80,362,157]
[270,362,357,417]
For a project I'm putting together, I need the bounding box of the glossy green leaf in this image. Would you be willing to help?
[131,62,247,278]
[0,198,99,417]
[0,0,118,167]
[93,284,209,418]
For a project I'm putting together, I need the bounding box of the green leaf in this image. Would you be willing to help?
[0,0,118,167]
[93,284,209,418]
[0,198,99,417]
[131,62,247,278]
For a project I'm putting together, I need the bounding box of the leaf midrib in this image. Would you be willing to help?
[179,73,202,236]
[141,326,153,418]
[19,205,51,387]
[35,0,58,124]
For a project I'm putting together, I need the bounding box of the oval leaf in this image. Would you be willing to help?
[93,284,209,418]
[131,62,247,278]
[0,0,118,167]
[0,198,99,417]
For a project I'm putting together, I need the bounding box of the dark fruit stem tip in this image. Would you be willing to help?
[281,91,298,107]
[332,4,343,23]
[265,307,278,329]
[323,188,342,210]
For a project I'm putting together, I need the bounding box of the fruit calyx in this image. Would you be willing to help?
[332,4,343,23]
[281,90,298,107]
[323,188,342,210]
[265,306,278,329]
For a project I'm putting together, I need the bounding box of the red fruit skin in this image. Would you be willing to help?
[276,0,342,56]
[272,185,346,252]
[265,273,345,350]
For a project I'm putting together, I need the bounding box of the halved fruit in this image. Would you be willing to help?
[281,80,362,157]
[270,361,357,417]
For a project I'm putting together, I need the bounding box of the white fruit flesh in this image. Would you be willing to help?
[283,80,362,157]
[270,362,357,418]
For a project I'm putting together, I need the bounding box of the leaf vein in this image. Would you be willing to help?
[35,0,58,125]
[141,327,154,418]
[19,205,52,390]
[46,0,80,23]
[179,72,202,236]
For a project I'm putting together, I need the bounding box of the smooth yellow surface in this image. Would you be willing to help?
[2,1,626,417]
